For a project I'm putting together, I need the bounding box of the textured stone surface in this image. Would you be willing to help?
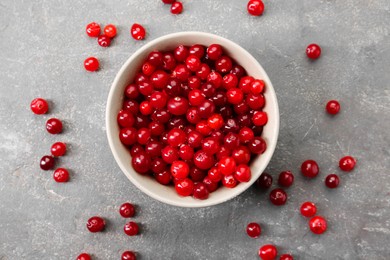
[0,0,389,259]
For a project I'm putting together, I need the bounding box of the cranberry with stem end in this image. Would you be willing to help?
[301,160,319,178]
[30,98,49,114]
[306,43,321,59]
[167,97,189,116]
[171,2,183,14]
[46,118,63,134]
[121,251,136,260]
[247,0,265,16]
[278,171,294,187]
[280,254,294,260]
[171,160,190,180]
[77,253,91,260]
[131,23,146,40]
[222,174,237,188]
[309,216,327,234]
[258,244,277,260]
[339,156,356,171]
[300,201,317,217]
[326,100,340,115]
[86,216,105,232]
[269,188,287,206]
[97,35,111,47]
[325,174,340,188]
[161,146,179,163]
[53,168,69,182]
[256,173,273,189]
[119,203,135,218]
[104,24,117,38]
[175,178,194,196]
[246,222,261,238]
[193,150,215,170]
[124,221,139,236]
[193,183,209,200]
[40,155,55,170]
[51,142,66,157]
[86,22,100,37]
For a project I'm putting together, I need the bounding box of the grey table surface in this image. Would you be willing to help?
[0,0,389,259]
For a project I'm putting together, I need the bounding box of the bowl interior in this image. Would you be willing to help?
[106,32,279,207]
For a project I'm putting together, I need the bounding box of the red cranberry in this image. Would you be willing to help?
[252,111,268,126]
[246,222,261,238]
[145,141,162,157]
[223,132,240,150]
[238,127,254,144]
[86,22,100,37]
[193,150,215,170]
[239,76,254,93]
[309,216,327,234]
[139,101,152,115]
[207,71,223,88]
[193,183,209,200]
[278,171,294,187]
[119,203,135,218]
[252,125,264,136]
[51,142,66,157]
[97,35,111,47]
[185,55,201,71]
[269,188,287,206]
[249,137,267,154]
[123,100,139,114]
[301,160,319,178]
[171,161,190,180]
[187,131,203,148]
[149,122,165,136]
[251,79,265,94]
[222,174,237,188]
[84,56,100,72]
[174,45,189,62]
[150,70,169,89]
[161,146,179,163]
[216,145,231,160]
[151,158,167,174]
[188,89,205,106]
[203,176,219,192]
[125,84,139,99]
[200,82,216,98]
[226,88,244,105]
[131,24,146,40]
[208,167,222,182]
[325,174,340,188]
[279,254,294,260]
[131,151,151,174]
[137,128,151,145]
[197,63,211,80]
[258,244,277,260]
[167,97,189,116]
[198,100,216,118]
[147,51,164,67]
[77,253,91,260]
[247,0,265,16]
[30,98,49,114]
[189,167,206,182]
[118,110,135,128]
[171,2,183,14]
[130,144,144,156]
[175,178,194,196]
[222,119,239,134]
[120,127,137,146]
[53,168,69,182]
[162,0,175,3]
[121,251,136,260]
[201,137,220,155]
[247,93,265,110]
[189,44,205,59]
[186,107,201,124]
[256,173,273,189]
[220,106,233,119]
[86,216,105,232]
[218,156,236,175]
[207,114,224,130]
[188,76,201,89]
[155,170,172,185]
[167,128,186,146]
[207,44,223,60]
[230,64,246,78]
[46,118,63,134]
[103,24,117,38]
[326,100,341,115]
[339,156,356,171]
[163,52,176,70]
[40,155,55,170]
[222,74,238,89]
[232,146,250,164]
[300,201,317,217]
[152,109,171,124]
[234,164,251,182]
[142,62,156,76]
[124,221,139,236]
[234,102,249,115]
[306,43,321,59]
[215,56,233,73]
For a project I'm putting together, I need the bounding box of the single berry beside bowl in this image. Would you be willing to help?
[86,216,105,233]
[30,98,49,114]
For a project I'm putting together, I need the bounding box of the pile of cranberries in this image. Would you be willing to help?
[117,43,269,199]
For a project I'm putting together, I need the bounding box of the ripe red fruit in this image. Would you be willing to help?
[30,98,49,114]
[339,156,356,171]
[326,100,340,115]
[53,168,69,182]
[46,118,63,134]
[77,253,91,260]
[131,151,151,174]
[280,254,294,260]
[256,173,273,189]
[121,251,136,260]
[86,22,100,37]
[309,216,327,234]
[171,160,190,180]
[131,23,146,40]
[171,2,183,14]
[119,203,135,218]
[207,114,224,130]
[247,0,264,16]
[252,111,268,126]
[40,155,55,171]
[300,201,317,217]
[86,216,105,232]
[278,171,294,187]
[124,221,139,236]
[207,44,223,60]
[193,183,209,200]
[84,57,100,71]
[222,174,237,188]
[218,156,236,175]
[234,164,251,182]
[175,178,194,196]
[51,142,66,157]
[306,43,321,59]
[193,150,215,170]
[162,0,175,3]
[258,244,277,260]
[301,160,319,178]
[97,35,111,47]
[246,222,261,238]
[104,24,117,38]
[269,188,287,206]
[325,174,340,188]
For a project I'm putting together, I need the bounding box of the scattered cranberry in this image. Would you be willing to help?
[97,35,111,47]
[119,203,135,218]
[162,0,175,3]
[326,100,340,115]
[124,221,139,236]
[339,156,356,171]
[86,216,105,233]
[301,160,319,178]
[131,23,146,40]
[51,142,66,157]
[77,253,91,260]
[256,173,273,189]
[278,171,294,187]
[86,22,100,37]
[121,251,136,260]
[40,155,55,171]
[84,57,99,72]
[249,137,267,154]
[269,188,287,206]
[279,254,294,260]
[30,98,49,114]
[175,178,194,196]
[247,0,265,16]
[306,43,321,59]
[171,2,183,14]
[246,222,261,238]
[104,24,117,38]
[309,216,327,234]
[53,168,69,182]
[300,201,317,217]
[325,174,340,188]
[46,118,63,134]
[258,244,278,260]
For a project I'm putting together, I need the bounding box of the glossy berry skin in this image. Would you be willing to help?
[258,244,278,260]
[279,254,294,260]
[325,174,340,188]
[300,201,317,217]
[193,150,215,170]
[256,173,273,189]
[155,170,172,185]
[46,118,63,134]
[171,161,190,180]
[326,100,340,115]
[251,79,265,94]
[86,216,105,232]
[234,164,251,182]
[278,171,294,187]
[306,44,321,59]
[249,137,267,154]
[232,146,250,164]
[51,142,66,157]
[309,216,327,234]
[40,155,55,171]
[226,88,244,105]
[222,174,237,188]
[167,128,187,146]
[53,168,69,182]
[131,23,146,40]
[97,35,111,47]
[252,111,268,126]
[162,0,175,3]
[218,156,236,175]
[104,24,117,38]
[124,221,139,236]
[246,222,261,238]
[207,114,224,130]
[161,146,179,163]
[269,188,287,206]
[175,178,194,196]
[118,110,135,128]
[119,203,135,218]
[193,183,209,200]
[247,0,264,16]
[77,253,91,260]
[301,160,319,178]
[86,22,100,37]
[207,44,223,60]
[30,98,49,114]
[167,97,189,116]
[84,56,99,71]
[339,156,356,171]
[171,2,183,14]
[238,127,254,144]
[131,151,151,174]
[122,251,136,260]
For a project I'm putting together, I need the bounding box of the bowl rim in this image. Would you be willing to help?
[106,31,279,208]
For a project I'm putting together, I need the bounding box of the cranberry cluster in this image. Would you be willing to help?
[118,44,268,199]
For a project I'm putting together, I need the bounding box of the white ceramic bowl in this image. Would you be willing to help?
[106,32,279,208]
